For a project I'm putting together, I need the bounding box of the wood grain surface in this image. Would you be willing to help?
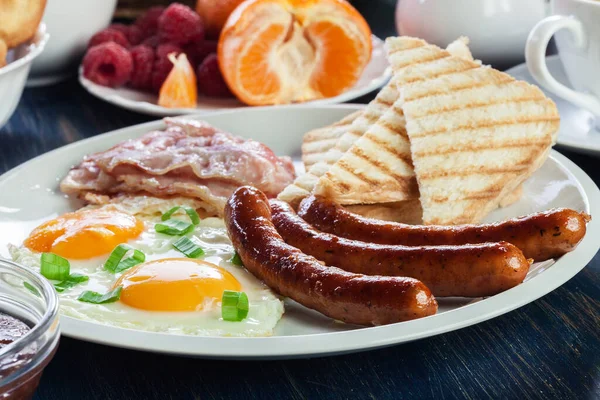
[0,1,598,399]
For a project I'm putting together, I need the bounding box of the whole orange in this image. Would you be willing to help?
[195,0,247,38]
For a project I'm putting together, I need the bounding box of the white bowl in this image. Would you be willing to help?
[0,24,49,128]
[28,0,117,87]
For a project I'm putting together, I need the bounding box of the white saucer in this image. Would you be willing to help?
[506,55,600,155]
[79,35,391,117]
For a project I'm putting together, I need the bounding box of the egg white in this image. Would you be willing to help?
[9,200,284,337]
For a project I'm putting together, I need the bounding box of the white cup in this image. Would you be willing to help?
[28,0,117,87]
[395,0,548,67]
[526,0,600,117]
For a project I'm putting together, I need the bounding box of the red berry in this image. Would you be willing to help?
[184,40,217,68]
[83,42,133,87]
[142,35,161,48]
[196,54,232,97]
[88,28,130,49]
[129,45,154,91]
[134,6,165,38]
[151,43,182,93]
[109,23,130,36]
[158,4,204,46]
[127,25,144,46]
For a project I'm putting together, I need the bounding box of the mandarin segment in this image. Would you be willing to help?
[218,0,371,105]
[158,53,198,108]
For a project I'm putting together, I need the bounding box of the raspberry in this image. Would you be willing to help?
[109,23,143,46]
[127,25,144,46]
[88,28,130,49]
[196,54,232,97]
[184,40,217,68]
[134,6,165,38]
[108,23,130,36]
[83,42,133,87]
[158,4,204,46]
[142,35,161,48]
[151,43,182,93]
[129,45,154,91]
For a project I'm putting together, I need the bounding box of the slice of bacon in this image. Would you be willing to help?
[60,118,296,212]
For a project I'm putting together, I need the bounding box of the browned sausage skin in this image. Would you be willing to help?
[271,200,531,298]
[298,196,590,261]
[224,186,438,326]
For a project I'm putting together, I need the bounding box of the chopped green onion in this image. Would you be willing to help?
[77,287,122,304]
[23,282,40,296]
[155,219,194,236]
[40,253,70,280]
[221,290,249,322]
[161,206,200,225]
[104,244,146,273]
[54,273,89,293]
[230,252,243,266]
[172,237,204,258]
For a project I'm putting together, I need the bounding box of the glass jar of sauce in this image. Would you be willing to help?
[0,258,60,399]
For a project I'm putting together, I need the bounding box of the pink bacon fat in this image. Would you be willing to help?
[60,118,296,211]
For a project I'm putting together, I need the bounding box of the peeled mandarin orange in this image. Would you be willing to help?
[158,53,198,108]
[195,0,247,38]
[218,0,372,106]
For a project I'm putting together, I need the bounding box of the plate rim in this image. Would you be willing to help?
[78,35,392,117]
[505,55,600,154]
[2,104,599,359]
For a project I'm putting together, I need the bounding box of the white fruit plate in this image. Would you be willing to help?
[1,105,599,359]
[79,36,391,117]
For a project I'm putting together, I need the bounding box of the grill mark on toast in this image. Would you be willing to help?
[409,115,560,139]
[377,119,410,141]
[362,112,381,124]
[392,53,452,71]
[332,160,381,191]
[302,139,341,155]
[386,41,427,55]
[419,165,530,180]
[351,147,414,183]
[405,73,515,102]
[374,97,395,107]
[413,140,550,157]
[365,133,412,162]
[410,94,547,119]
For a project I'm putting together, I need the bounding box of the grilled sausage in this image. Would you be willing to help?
[298,196,590,261]
[225,186,438,326]
[271,200,531,297]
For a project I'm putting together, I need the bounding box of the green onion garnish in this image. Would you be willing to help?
[54,273,89,293]
[23,282,40,296]
[161,206,200,225]
[173,237,204,258]
[230,252,243,266]
[77,287,122,304]
[40,253,70,280]
[221,290,249,322]
[104,244,146,273]
[155,219,194,236]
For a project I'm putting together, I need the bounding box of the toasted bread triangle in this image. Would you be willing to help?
[399,39,558,224]
[313,37,479,204]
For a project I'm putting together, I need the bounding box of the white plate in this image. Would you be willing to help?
[506,55,600,155]
[79,36,391,117]
[1,105,599,359]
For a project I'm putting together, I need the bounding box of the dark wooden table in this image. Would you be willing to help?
[1,2,599,399]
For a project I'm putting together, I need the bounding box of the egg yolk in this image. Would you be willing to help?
[113,258,242,311]
[24,208,144,259]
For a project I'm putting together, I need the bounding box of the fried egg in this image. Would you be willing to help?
[9,197,284,337]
